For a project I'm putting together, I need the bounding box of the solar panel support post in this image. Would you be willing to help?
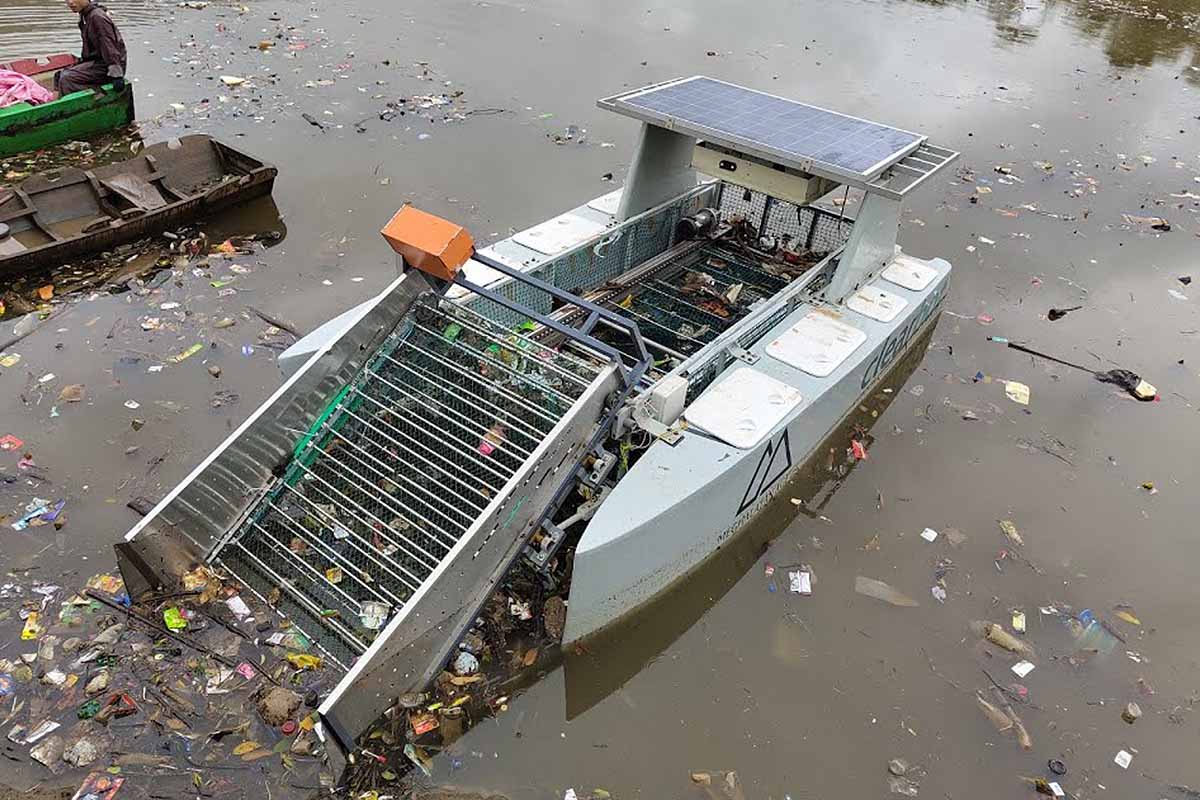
[824,190,901,302]
[616,122,697,221]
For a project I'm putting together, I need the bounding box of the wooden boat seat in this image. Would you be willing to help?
[0,236,27,256]
[101,173,168,211]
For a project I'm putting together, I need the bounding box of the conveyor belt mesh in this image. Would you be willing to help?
[607,241,792,357]
[212,294,603,668]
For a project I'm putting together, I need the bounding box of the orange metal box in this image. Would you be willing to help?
[380,205,474,281]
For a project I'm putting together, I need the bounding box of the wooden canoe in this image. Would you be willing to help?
[0,53,135,157]
[0,134,277,274]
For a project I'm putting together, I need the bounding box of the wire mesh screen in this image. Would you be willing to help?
[465,187,715,328]
[715,183,769,231]
[718,183,853,254]
[213,293,603,669]
[681,300,797,404]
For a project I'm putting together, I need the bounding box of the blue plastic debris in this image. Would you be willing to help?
[10,502,48,531]
[41,500,66,523]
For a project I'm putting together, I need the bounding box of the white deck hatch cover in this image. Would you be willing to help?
[882,256,939,291]
[684,367,803,450]
[847,285,908,323]
[512,212,609,256]
[767,309,867,378]
[586,189,623,216]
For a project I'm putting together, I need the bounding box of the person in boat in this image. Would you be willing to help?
[54,0,127,97]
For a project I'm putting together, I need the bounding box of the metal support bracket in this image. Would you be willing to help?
[585,445,618,487]
[727,344,760,365]
[631,401,685,445]
[525,517,568,571]
[823,191,901,303]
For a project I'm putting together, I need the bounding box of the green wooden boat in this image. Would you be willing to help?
[0,54,135,158]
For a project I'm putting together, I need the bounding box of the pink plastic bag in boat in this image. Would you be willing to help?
[0,69,54,108]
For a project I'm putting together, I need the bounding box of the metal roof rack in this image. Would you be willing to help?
[866,142,960,200]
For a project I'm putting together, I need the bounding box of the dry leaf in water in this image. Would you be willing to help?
[58,384,85,402]
[232,741,260,756]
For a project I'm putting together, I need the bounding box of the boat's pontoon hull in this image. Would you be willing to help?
[563,258,948,642]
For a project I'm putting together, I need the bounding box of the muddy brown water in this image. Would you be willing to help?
[2,0,1200,797]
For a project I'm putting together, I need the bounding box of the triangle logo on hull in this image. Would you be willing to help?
[736,429,793,515]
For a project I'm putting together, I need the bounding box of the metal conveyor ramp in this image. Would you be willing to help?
[208,292,616,670]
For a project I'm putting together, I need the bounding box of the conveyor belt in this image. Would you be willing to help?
[210,294,606,668]
[604,240,814,357]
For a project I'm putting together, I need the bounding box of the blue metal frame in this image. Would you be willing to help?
[457,251,652,392]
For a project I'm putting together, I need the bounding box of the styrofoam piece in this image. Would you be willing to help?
[512,212,609,256]
[847,285,908,323]
[766,310,867,377]
[882,255,939,291]
[1011,660,1035,678]
[684,367,803,450]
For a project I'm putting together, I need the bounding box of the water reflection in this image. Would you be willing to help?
[1065,0,1200,74]
[988,0,1048,42]
[0,0,172,62]
[904,0,1200,81]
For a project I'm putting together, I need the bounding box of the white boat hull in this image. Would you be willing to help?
[563,255,950,644]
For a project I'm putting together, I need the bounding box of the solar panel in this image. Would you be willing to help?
[604,77,924,180]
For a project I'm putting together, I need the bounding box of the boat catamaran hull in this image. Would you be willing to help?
[563,259,947,642]
[115,76,957,759]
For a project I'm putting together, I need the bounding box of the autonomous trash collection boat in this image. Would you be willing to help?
[116,76,958,759]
